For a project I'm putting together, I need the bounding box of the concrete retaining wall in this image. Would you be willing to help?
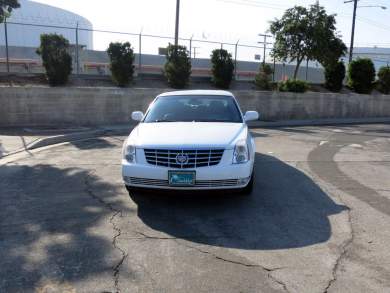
[0,87,389,127]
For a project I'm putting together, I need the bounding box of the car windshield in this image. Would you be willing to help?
[143,95,243,123]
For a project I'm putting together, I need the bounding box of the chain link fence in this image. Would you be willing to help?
[5,21,385,83]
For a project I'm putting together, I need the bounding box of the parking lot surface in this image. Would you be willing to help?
[1,124,390,293]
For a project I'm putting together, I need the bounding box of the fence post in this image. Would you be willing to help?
[263,34,266,66]
[75,22,79,76]
[273,56,276,82]
[138,33,142,76]
[189,35,193,59]
[4,17,9,74]
[234,40,239,80]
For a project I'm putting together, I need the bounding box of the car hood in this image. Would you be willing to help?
[129,122,247,149]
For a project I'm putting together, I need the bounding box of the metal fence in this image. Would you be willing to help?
[6,20,373,83]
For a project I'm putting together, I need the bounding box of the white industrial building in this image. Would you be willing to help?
[0,0,93,49]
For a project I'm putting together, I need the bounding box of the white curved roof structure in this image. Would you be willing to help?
[0,0,93,49]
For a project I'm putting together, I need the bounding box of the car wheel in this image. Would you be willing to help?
[239,173,254,195]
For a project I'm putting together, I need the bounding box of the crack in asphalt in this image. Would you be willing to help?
[298,164,354,293]
[323,205,354,293]
[132,230,290,291]
[133,231,236,241]
[175,241,289,292]
[306,134,365,293]
[84,171,127,293]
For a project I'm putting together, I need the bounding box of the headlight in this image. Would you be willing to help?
[233,139,249,164]
[123,144,136,163]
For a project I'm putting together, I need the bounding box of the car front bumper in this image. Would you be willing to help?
[122,149,253,190]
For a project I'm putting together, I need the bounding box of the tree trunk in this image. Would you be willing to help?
[293,57,304,79]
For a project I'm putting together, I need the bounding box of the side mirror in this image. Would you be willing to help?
[131,111,144,122]
[244,111,259,122]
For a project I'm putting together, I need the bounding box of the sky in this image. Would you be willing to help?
[27,0,390,60]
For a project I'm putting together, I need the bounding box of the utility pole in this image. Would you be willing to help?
[174,0,180,47]
[258,33,272,65]
[4,17,10,73]
[344,0,387,63]
[347,0,358,63]
[75,22,79,76]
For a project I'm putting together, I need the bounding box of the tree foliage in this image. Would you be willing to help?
[211,49,234,89]
[36,34,72,86]
[347,58,376,94]
[324,61,345,92]
[278,79,308,93]
[107,42,135,87]
[377,66,390,94]
[269,2,346,78]
[0,0,20,23]
[255,63,273,90]
[164,44,191,88]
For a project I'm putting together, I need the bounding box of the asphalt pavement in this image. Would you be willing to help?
[0,124,390,293]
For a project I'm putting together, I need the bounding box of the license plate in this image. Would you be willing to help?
[168,171,195,186]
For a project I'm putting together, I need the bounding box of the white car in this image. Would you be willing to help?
[122,90,259,194]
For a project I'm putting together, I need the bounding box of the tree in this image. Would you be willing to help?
[164,44,191,88]
[377,66,390,94]
[255,63,273,90]
[0,0,20,23]
[211,49,234,89]
[36,34,72,86]
[347,58,375,94]
[107,42,135,87]
[324,61,345,92]
[270,2,346,79]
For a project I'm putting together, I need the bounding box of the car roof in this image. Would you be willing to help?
[158,90,234,97]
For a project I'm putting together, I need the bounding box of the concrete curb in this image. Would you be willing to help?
[26,129,107,150]
[248,117,390,128]
[4,117,389,156]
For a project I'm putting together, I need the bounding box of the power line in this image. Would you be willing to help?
[216,0,286,10]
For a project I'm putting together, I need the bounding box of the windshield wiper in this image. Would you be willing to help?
[197,119,232,122]
[153,119,176,122]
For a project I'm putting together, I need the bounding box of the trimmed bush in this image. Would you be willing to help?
[255,64,273,90]
[211,49,234,89]
[107,42,135,87]
[347,58,375,94]
[377,66,390,94]
[324,61,345,92]
[164,44,191,88]
[278,79,309,93]
[36,34,72,86]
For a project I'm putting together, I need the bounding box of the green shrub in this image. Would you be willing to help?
[211,49,234,89]
[324,61,345,92]
[164,44,191,88]
[278,79,309,93]
[347,58,375,94]
[36,34,72,86]
[107,42,135,87]
[377,66,390,94]
[255,64,273,90]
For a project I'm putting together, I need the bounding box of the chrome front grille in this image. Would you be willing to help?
[143,148,224,168]
[126,177,239,188]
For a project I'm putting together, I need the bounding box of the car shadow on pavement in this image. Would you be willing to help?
[70,138,117,150]
[0,164,131,292]
[130,153,347,250]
